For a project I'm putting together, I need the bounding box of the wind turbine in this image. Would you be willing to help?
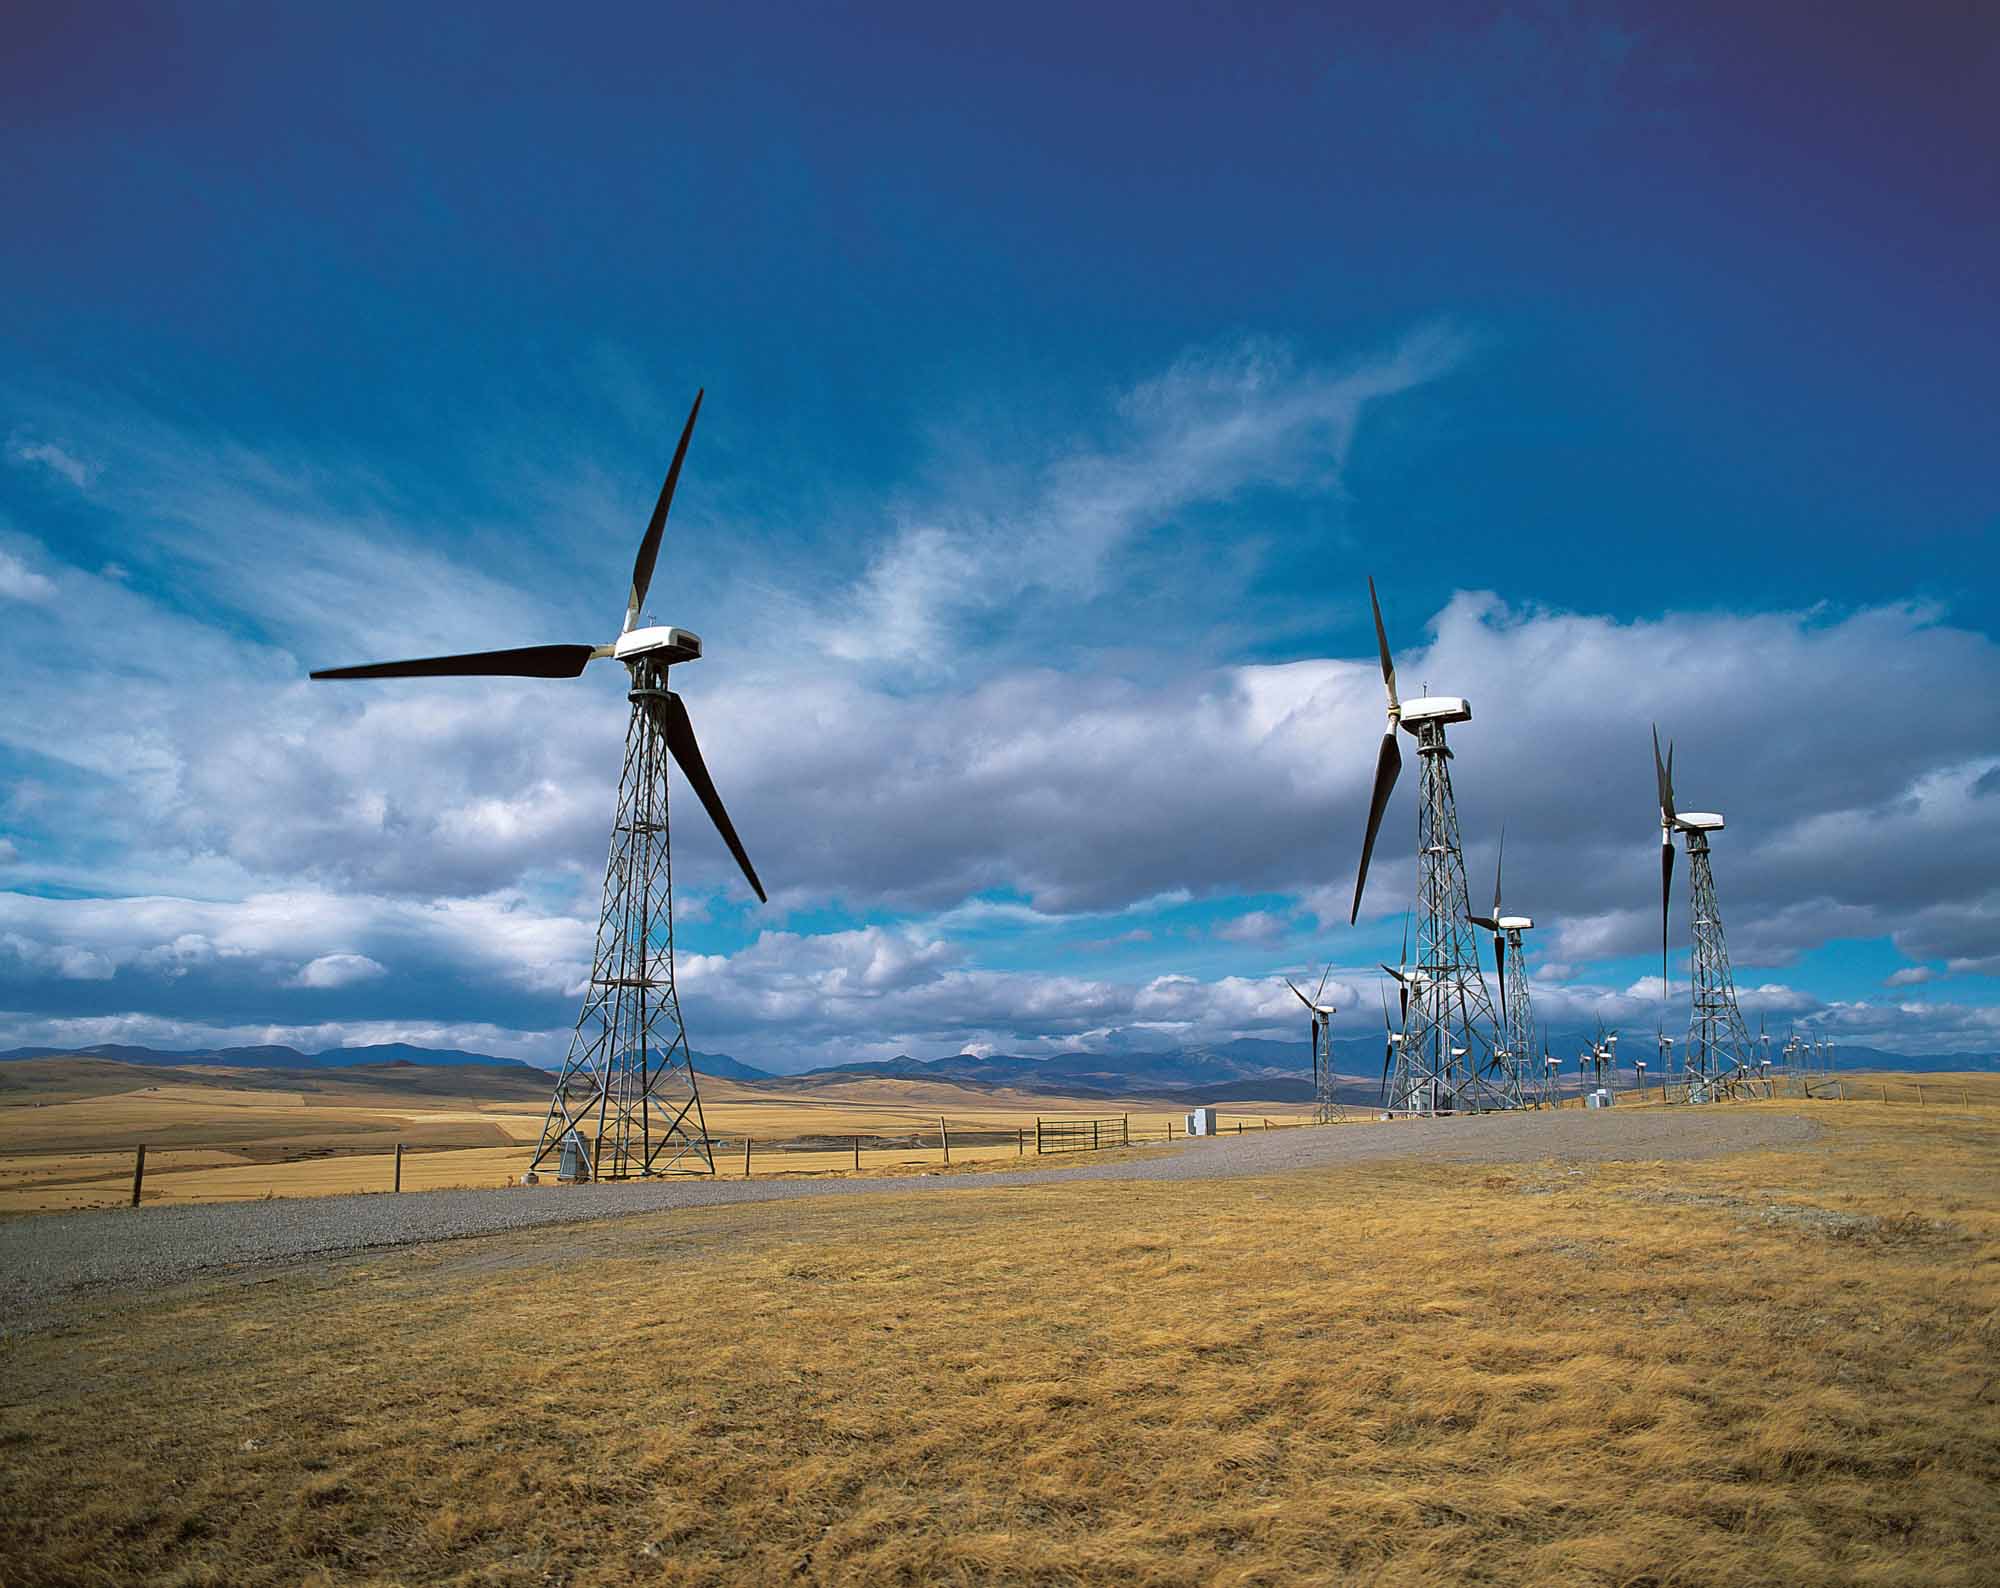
[312,391,763,1177]
[1467,827,1536,1103]
[1286,965,1343,1123]
[1654,726,1754,1104]
[1378,988,1405,1111]
[1350,578,1517,1113]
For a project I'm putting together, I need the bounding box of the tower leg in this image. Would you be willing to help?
[1389,723,1518,1112]
[532,657,713,1176]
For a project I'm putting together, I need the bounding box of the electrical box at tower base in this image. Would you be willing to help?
[1586,1088,1615,1109]
[559,1130,593,1180]
[1185,1108,1219,1136]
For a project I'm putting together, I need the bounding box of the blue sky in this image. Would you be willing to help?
[2,1,1997,1067]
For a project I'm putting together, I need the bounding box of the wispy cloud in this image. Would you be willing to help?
[824,327,1468,665]
[6,433,95,490]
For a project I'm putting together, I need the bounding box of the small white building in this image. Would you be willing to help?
[1185,1107,1220,1136]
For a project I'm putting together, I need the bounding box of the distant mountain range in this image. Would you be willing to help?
[0,1041,546,1074]
[3,1033,1993,1099]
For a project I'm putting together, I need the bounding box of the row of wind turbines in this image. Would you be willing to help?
[1290,575,1830,1115]
[310,393,1831,1178]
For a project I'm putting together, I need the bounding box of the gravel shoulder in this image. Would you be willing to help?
[0,1106,1821,1327]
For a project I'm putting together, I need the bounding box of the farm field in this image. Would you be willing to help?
[0,1093,1994,1585]
[0,1060,1317,1213]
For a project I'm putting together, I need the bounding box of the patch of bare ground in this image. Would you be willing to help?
[0,1100,1995,1586]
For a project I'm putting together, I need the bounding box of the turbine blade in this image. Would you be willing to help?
[1286,977,1316,1012]
[1656,724,1672,824]
[1493,825,1505,918]
[658,690,766,903]
[1467,915,1498,932]
[1367,575,1399,713]
[625,390,704,634]
[1314,961,1332,1005]
[311,643,598,681]
[1660,839,1674,988]
[1380,962,1406,984]
[1349,730,1403,924]
[1491,932,1508,1032]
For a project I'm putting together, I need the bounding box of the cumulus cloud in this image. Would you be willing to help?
[291,952,388,989]
[1215,910,1292,943]
[3,336,1998,1066]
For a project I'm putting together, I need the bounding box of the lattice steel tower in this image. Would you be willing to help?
[1654,728,1752,1104]
[1469,829,1537,1106]
[309,390,767,1181]
[531,653,716,1176]
[1351,578,1519,1114]
[1287,968,1344,1122]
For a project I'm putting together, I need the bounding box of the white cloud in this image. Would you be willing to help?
[291,952,388,989]
[1215,910,1291,943]
[2,341,1998,1068]
[824,328,1467,665]
[0,547,57,603]
[6,434,94,490]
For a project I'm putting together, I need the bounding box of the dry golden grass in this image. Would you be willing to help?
[0,1064,1314,1213]
[1,1098,1994,1586]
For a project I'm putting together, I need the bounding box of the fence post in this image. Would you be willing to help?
[745,1137,752,1178]
[394,1142,403,1193]
[130,1144,146,1207]
[1122,1114,1129,1147]
[593,1133,603,1182]
[1017,1127,1024,1156]
[854,1136,861,1171]
[1092,1120,1099,1151]
[1881,1084,1889,1103]
[1036,1119,1043,1155]
[1237,1120,1242,1135]
[941,1117,950,1164]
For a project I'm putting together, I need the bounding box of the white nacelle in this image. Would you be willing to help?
[614,625,703,663]
[1314,1004,1336,1017]
[1676,811,1725,831]
[1399,695,1471,726]
[1498,914,1534,931]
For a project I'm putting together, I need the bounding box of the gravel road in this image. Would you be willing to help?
[0,1106,1819,1325]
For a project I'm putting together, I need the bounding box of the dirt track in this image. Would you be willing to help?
[0,1105,1821,1326]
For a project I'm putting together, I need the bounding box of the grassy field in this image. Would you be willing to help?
[0,1061,1316,1213]
[1,1091,1995,1585]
